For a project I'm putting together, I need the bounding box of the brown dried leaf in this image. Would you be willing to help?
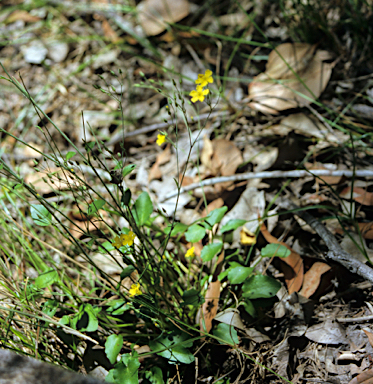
[340,187,373,206]
[102,19,120,43]
[248,43,333,114]
[138,0,190,36]
[210,139,243,176]
[299,262,331,298]
[200,135,213,170]
[201,198,224,217]
[349,367,373,384]
[359,222,373,240]
[261,223,304,294]
[6,10,41,23]
[148,145,172,182]
[305,162,343,185]
[200,280,221,334]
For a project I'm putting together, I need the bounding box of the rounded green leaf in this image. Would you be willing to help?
[242,275,281,299]
[185,224,205,243]
[105,334,124,364]
[35,269,58,288]
[87,199,105,215]
[213,323,239,346]
[30,204,52,226]
[132,191,153,226]
[164,222,187,236]
[205,206,228,227]
[201,242,223,262]
[261,244,291,258]
[145,366,164,384]
[242,300,257,317]
[220,219,247,233]
[227,262,253,284]
[149,332,194,365]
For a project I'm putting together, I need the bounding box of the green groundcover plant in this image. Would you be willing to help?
[0,63,299,384]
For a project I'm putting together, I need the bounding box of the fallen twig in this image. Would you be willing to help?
[162,169,373,201]
[280,200,373,284]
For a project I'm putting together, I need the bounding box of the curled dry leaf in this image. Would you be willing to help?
[248,43,334,114]
[299,262,331,299]
[5,10,41,23]
[201,137,243,177]
[137,0,190,36]
[348,369,373,384]
[359,222,373,240]
[340,186,373,206]
[200,280,221,334]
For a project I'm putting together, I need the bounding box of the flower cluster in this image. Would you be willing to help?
[112,230,136,249]
[190,69,213,103]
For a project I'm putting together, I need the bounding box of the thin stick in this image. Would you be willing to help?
[281,200,373,284]
[162,169,373,201]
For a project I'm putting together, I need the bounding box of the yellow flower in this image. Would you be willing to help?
[195,69,213,87]
[190,86,209,103]
[112,231,136,248]
[185,246,195,258]
[156,134,166,146]
[122,231,136,246]
[112,235,123,249]
[129,283,142,297]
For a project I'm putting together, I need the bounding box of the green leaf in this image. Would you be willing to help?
[87,199,106,215]
[30,204,52,226]
[205,206,228,227]
[213,323,239,346]
[181,289,204,306]
[201,242,223,262]
[66,151,76,160]
[122,164,136,177]
[105,334,124,364]
[185,224,205,243]
[145,367,164,384]
[242,300,257,317]
[121,188,131,206]
[109,354,140,384]
[227,262,253,284]
[261,244,291,258]
[84,141,95,152]
[242,275,281,299]
[42,300,59,317]
[106,300,130,316]
[35,269,58,288]
[120,265,136,279]
[132,192,153,226]
[220,219,247,233]
[100,241,115,252]
[149,331,194,365]
[71,304,101,332]
[164,222,187,236]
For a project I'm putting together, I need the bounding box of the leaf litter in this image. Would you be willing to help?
[1,0,373,383]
